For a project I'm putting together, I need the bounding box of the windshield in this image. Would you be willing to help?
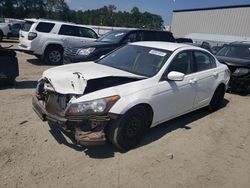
[96,30,127,43]
[97,45,171,77]
[217,45,250,60]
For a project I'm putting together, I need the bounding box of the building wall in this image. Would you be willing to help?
[171,6,250,38]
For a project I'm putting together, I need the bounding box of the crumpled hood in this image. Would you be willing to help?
[216,56,250,68]
[42,61,144,94]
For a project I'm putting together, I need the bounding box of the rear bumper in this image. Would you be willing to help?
[18,44,35,55]
[32,96,116,146]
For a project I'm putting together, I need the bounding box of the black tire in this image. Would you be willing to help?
[106,106,151,150]
[208,85,225,112]
[0,31,3,41]
[44,46,63,65]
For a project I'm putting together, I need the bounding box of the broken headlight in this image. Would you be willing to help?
[66,95,120,116]
[78,48,95,56]
[232,68,250,77]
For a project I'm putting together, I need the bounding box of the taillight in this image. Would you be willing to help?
[28,32,37,40]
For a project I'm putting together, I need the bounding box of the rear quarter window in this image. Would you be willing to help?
[36,22,55,33]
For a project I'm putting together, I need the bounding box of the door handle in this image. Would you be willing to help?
[213,71,218,77]
[189,78,197,84]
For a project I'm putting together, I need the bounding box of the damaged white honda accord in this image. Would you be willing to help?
[33,42,230,150]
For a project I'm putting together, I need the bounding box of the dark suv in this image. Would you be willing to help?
[63,29,175,64]
[216,42,250,93]
[0,46,19,87]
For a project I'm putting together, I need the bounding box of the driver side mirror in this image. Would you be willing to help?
[166,71,185,81]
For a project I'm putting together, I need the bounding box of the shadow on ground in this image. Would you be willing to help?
[27,58,59,67]
[139,99,229,148]
[15,80,38,89]
[0,80,37,89]
[27,58,47,66]
[48,99,229,159]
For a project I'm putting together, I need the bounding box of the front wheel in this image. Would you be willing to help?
[106,106,150,150]
[208,85,225,112]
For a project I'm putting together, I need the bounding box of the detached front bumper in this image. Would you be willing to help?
[32,96,115,146]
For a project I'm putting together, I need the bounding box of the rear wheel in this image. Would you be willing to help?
[107,106,151,150]
[208,85,225,111]
[44,46,63,65]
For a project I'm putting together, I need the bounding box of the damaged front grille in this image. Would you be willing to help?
[45,92,68,117]
[36,79,70,117]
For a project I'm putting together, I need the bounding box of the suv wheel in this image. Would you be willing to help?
[44,46,63,65]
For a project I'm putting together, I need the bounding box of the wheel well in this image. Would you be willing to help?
[130,103,154,127]
[45,44,63,53]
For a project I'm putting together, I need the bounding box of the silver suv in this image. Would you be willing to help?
[19,18,98,65]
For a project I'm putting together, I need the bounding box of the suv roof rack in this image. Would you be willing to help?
[37,18,76,24]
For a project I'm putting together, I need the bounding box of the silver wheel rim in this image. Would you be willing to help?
[49,51,61,63]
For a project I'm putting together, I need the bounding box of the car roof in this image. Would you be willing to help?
[130,41,196,51]
[24,18,93,28]
[229,41,250,47]
[110,29,171,32]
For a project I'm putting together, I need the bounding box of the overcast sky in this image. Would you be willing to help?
[66,0,250,24]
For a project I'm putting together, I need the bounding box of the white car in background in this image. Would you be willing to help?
[19,18,98,65]
[32,42,230,150]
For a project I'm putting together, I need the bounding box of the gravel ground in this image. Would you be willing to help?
[0,39,250,188]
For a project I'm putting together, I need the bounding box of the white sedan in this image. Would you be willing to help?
[33,42,230,150]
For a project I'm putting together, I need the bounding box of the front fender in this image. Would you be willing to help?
[109,94,153,115]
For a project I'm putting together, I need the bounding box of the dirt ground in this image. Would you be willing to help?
[0,39,250,188]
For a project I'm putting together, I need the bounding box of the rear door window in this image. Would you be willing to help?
[194,51,216,72]
[59,25,78,36]
[36,22,55,33]
[22,21,34,32]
